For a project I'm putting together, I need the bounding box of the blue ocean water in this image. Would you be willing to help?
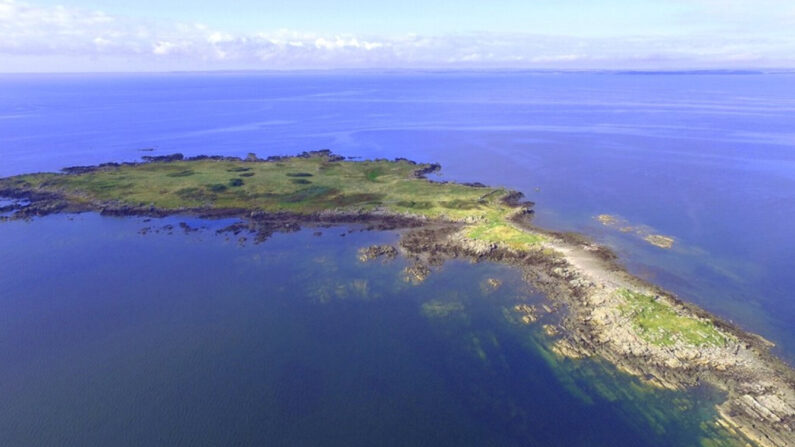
[1,71,792,358]
[0,215,738,445]
[0,71,792,445]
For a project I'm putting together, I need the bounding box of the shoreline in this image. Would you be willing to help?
[394,219,794,446]
[0,152,792,446]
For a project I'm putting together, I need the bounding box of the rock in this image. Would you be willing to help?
[552,339,588,359]
[402,263,431,285]
[543,324,560,337]
[358,244,398,262]
[482,277,502,291]
[513,304,538,324]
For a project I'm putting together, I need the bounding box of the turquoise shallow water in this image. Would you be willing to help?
[0,215,741,446]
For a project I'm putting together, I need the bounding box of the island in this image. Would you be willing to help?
[1,150,792,446]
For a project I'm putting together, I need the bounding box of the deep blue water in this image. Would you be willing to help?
[0,215,737,445]
[1,72,792,358]
[0,71,793,444]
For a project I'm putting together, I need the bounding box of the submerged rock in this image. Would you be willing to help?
[421,299,465,318]
[357,245,398,263]
[513,304,538,324]
[480,277,503,294]
[402,263,431,285]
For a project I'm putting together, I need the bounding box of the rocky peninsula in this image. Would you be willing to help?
[0,150,792,446]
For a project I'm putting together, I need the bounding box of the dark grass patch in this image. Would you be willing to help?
[330,193,384,207]
[78,180,135,192]
[365,167,384,181]
[286,172,313,177]
[279,185,336,204]
[166,169,195,177]
[239,172,255,177]
[209,184,228,193]
[290,178,312,185]
[439,199,480,210]
[397,200,433,209]
[228,178,244,187]
[176,187,215,202]
[227,167,252,172]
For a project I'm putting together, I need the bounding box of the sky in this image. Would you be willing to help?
[1,0,794,72]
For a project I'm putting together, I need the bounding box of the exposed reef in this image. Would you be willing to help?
[357,245,398,263]
[596,213,676,249]
[0,151,792,446]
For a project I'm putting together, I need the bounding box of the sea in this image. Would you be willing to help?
[0,71,792,446]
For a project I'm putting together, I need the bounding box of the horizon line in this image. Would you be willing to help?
[2,67,795,76]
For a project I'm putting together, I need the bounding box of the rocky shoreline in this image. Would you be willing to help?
[391,219,794,447]
[0,153,792,446]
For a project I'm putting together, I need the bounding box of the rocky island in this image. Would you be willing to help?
[0,150,792,446]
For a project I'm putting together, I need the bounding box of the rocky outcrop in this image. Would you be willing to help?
[358,245,398,262]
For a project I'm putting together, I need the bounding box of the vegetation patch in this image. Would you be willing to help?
[290,178,312,185]
[166,169,195,177]
[286,172,313,177]
[396,200,433,210]
[279,185,336,204]
[617,289,729,347]
[175,187,215,203]
[439,199,480,210]
[228,178,244,187]
[465,213,544,250]
[365,167,384,182]
[328,193,383,207]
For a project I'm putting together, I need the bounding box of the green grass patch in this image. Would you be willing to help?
[439,199,480,210]
[396,200,433,210]
[166,169,195,178]
[365,167,384,182]
[618,289,729,347]
[465,212,544,250]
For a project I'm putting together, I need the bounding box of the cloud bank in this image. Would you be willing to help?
[1,0,794,72]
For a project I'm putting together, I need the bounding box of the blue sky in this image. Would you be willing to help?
[1,0,794,71]
[25,0,693,36]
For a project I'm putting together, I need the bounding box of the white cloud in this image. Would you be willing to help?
[0,0,794,71]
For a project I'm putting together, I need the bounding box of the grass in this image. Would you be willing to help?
[465,211,545,250]
[617,289,729,347]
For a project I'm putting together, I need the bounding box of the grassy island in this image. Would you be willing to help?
[0,151,541,250]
